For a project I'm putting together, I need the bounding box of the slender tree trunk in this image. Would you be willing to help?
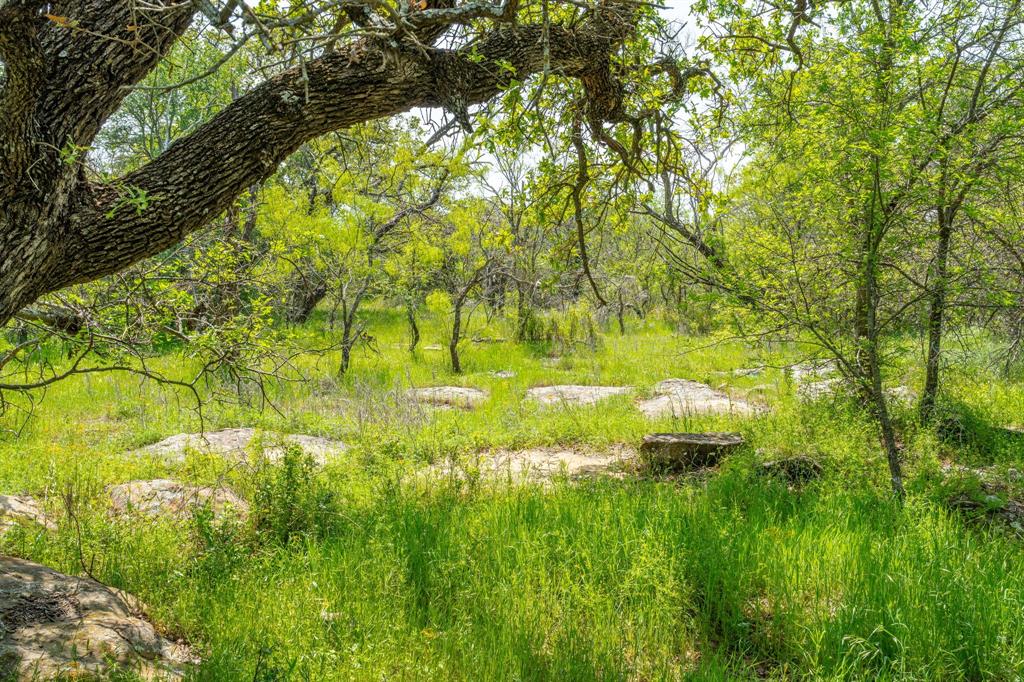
[339,299,354,375]
[515,284,532,342]
[616,289,626,335]
[406,301,420,352]
[450,300,463,374]
[920,207,954,421]
[859,161,905,500]
[337,278,370,375]
[340,343,353,375]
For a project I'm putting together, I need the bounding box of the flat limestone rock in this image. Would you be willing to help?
[526,385,632,406]
[429,446,636,482]
[640,432,744,471]
[0,556,197,680]
[638,379,757,418]
[108,479,248,520]
[130,428,347,465]
[0,496,55,535]
[407,386,488,409]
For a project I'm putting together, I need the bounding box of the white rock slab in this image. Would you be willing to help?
[108,479,248,520]
[638,379,757,418]
[430,446,636,482]
[0,557,198,680]
[129,428,347,465]
[526,385,632,406]
[407,386,488,409]
[0,495,55,534]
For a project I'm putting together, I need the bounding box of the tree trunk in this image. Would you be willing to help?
[920,207,954,421]
[616,289,627,335]
[859,162,905,500]
[406,301,421,353]
[515,284,534,342]
[450,299,464,374]
[286,278,328,325]
[340,340,353,375]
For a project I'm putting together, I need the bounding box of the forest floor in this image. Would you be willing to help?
[2,309,1024,680]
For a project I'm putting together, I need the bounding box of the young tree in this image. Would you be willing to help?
[433,200,509,373]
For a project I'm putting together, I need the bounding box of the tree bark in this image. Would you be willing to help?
[286,277,328,325]
[920,206,954,421]
[0,1,633,327]
[406,301,421,353]
[449,302,464,374]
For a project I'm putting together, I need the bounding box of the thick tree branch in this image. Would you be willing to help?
[58,19,626,290]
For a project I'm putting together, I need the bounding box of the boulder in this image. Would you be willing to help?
[0,557,197,680]
[130,428,347,465]
[640,432,744,471]
[108,479,248,521]
[429,446,635,483]
[638,379,757,418]
[0,496,55,535]
[407,386,488,409]
[759,456,823,484]
[488,370,516,379]
[526,385,632,406]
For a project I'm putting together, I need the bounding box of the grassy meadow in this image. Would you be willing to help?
[2,308,1024,680]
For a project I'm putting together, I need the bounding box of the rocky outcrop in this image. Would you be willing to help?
[638,379,758,418]
[0,496,55,536]
[0,557,197,680]
[407,386,488,409]
[130,428,347,465]
[108,479,248,521]
[428,446,636,482]
[526,385,632,406]
[639,432,745,471]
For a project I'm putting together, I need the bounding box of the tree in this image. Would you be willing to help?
[0,0,654,328]
[433,199,508,373]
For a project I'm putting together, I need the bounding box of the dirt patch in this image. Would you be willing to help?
[526,385,632,407]
[0,557,197,680]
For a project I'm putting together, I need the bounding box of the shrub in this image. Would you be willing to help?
[251,445,339,545]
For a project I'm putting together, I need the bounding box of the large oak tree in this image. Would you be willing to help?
[0,0,643,327]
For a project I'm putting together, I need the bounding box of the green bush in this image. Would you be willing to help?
[251,445,340,545]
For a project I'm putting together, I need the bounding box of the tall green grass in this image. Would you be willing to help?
[1,310,1023,679]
